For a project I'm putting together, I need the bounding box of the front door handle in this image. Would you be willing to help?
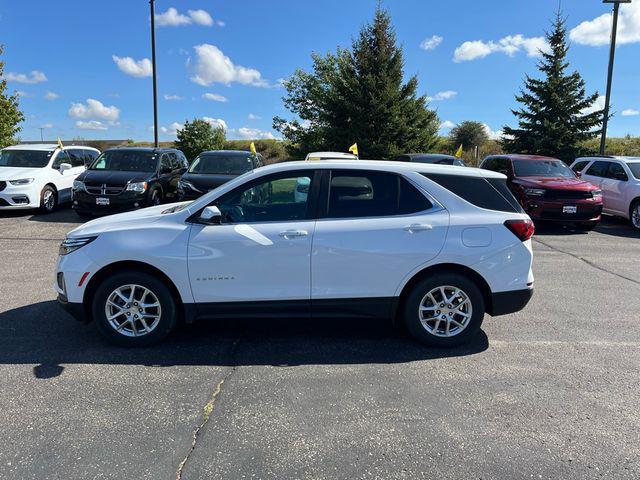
[279,229,309,239]
[404,223,433,233]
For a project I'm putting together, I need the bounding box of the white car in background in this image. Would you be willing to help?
[570,156,640,230]
[55,160,534,348]
[296,151,360,201]
[0,144,99,213]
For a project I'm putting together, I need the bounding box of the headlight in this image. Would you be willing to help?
[59,236,97,256]
[9,178,34,185]
[73,180,85,191]
[126,181,148,193]
[592,189,602,197]
[178,180,200,192]
[524,188,545,197]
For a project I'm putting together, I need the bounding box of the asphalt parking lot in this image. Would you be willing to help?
[0,209,639,480]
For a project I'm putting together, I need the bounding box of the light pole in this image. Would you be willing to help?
[150,0,159,148]
[599,0,631,155]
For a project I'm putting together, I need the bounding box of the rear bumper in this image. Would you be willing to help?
[57,293,87,322]
[489,288,533,316]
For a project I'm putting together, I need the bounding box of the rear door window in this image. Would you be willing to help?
[67,149,85,167]
[585,161,610,178]
[607,162,628,181]
[421,173,523,213]
[326,170,432,219]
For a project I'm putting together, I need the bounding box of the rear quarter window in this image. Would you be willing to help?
[421,173,523,213]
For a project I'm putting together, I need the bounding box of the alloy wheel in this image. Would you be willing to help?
[418,285,473,337]
[43,189,55,211]
[104,284,162,337]
[632,203,640,229]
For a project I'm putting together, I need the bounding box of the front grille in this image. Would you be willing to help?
[544,189,592,200]
[84,184,125,196]
[0,181,6,192]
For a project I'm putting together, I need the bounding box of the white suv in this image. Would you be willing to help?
[570,156,640,230]
[55,161,535,347]
[0,144,99,213]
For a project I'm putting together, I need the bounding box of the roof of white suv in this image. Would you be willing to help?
[305,152,358,161]
[2,143,100,152]
[576,156,640,163]
[261,159,506,178]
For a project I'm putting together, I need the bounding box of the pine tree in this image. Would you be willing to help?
[274,7,439,159]
[0,45,25,148]
[501,12,603,163]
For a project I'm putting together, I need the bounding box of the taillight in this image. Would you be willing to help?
[504,219,535,241]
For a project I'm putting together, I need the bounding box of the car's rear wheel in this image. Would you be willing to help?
[39,185,57,213]
[630,200,640,231]
[92,271,177,347]
[403,273,485,347]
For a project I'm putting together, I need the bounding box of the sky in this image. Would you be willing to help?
[1,0,639,143]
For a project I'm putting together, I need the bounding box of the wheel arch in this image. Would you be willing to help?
[396,263,494,320]
[82,260,185,322]
[629,196,640,218]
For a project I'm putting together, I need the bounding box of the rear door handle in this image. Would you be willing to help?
[279,229,309,239]
[404,223,433,233]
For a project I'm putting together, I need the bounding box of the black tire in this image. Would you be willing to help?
[149,188,162,207]
[39,185,57,214]
[630,199,640,231]
[403,272,485,348]
[91,270,178,347]
[575,221,598,231]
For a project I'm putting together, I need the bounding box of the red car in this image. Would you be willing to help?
[480,154,603,229]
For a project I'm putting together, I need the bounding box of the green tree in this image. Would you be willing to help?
[273,7,439,159]
[174,119,225,162]
[0,45,25,148]
[501,12,603,163]
[449,121,489,150]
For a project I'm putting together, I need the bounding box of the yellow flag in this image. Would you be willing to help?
[57,137,64,150]
[455,144,463,158]
[348,143,359,156]
[249,141,257,155]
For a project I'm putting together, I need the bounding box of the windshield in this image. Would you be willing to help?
[188,154,254,175]
[513,159,575,178]
[89,150,158,172]
[627,162,640,180]
[0,149,52,168]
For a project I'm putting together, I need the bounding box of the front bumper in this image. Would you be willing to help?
[489,288,533,316]
[73,189,150,214]
[523,198,603,223]
[0,183,40,209]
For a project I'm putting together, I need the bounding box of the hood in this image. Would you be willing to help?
[68,202,184,237]
[0,166,47,181]
[181,172,236,192]
[78,169,154,187]
[514,176,597,190]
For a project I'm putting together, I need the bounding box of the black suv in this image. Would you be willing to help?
[72,147,187,217]
[177,150,263,200]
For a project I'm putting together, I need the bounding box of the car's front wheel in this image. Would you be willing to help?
[403,273,485,347]
[39,185,57,213]
[91,271,177,346]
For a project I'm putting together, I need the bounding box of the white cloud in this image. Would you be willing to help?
[16,90,29,97]
[454,35,549,62]
[44,91,59,100]
[248,113,261,120]
[190,44,268,87]
[40,123,54,129]
[202,92,228,102]
[68,98,120,122]
[581,95,606,115]
[3,70,47,84]
[428,90,457,101]
[188,9,213,26]
[483,124,503,140]
[164,94,184,101]
[420,35,443,51]
[232,127,276,140]
[155,7,218,27]
[159,122,184,136]
[76,120,108,131]
[439,120,455,130]
[570,3,640,46]
[112,55,152,78]
[202,117,228,131]
[622,109,639,117]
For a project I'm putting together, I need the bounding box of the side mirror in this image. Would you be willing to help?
[199,206,222,225]
[575,171,582,178]
[59,163,72,173]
